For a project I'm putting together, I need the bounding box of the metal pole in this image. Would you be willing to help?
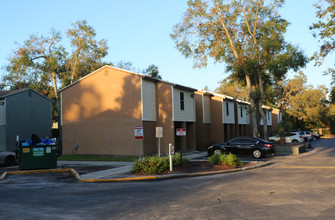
[138,140,141,161]
[169,143,173,172]
[158,137,161,157]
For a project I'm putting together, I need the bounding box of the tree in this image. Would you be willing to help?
[274,72,328,129]
[66,20,108,85]
[116,61,137,72]
[143,64,162,79]
[4,29,66,98]
[215,78,249,101]
[171,0,307,139]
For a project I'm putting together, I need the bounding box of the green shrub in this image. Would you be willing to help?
[173,152,189,166]
[208,153,243,166]
[132,152,189,175]
[208,153,221,165]
[225,153,242,166]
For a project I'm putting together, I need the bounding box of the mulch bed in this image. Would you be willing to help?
[135,160,254,176]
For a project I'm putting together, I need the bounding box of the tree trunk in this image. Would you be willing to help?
[51,72,58,99]
[245,74,258,137]
[258,76,268,140]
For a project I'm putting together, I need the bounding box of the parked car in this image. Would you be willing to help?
[207,137,276,159]
[298,131,314,141]
[269,132,305,143]
[312,132,321,140]
[0,151,17,167]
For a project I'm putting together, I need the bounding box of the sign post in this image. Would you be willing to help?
[156,127,163,157]
[176,128,186,161]
[134,126,144,160]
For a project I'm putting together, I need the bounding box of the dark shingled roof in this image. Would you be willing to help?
[0,89,27,98]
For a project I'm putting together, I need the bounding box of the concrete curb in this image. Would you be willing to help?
[0,161,272,182]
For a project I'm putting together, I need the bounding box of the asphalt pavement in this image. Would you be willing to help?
[0,151,271,182]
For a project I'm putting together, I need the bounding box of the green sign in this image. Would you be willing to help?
[33,147,44,157]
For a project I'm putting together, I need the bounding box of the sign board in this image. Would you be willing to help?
[156,127,163,138]
[134,126,144,139]
[169,144,175,155]
[176,128,186,136]
[32,147,44,157]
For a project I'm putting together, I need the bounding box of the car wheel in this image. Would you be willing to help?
[214,149,222,155]
[253,149,262,159]
[4,155,16,166]
[292,140,298,143]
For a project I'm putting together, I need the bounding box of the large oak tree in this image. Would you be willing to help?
[171,0,307,138]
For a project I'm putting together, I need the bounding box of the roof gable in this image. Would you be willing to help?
[59,65,197,93]
[0,88,53,102]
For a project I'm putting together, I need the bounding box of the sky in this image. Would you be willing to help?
[0,0,334,93]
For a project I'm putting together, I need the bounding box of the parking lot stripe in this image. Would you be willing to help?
[277,166,335,169]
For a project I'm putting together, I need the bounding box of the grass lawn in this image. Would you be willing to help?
[58,154,139,162]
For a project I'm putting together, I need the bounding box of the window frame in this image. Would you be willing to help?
[180,92,184,111]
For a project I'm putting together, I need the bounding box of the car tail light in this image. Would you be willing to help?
[264,144,272,148]
[299,136,302,138]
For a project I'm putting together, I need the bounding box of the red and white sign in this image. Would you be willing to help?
[156,127,163,138]
[176,128,186,136]
[134,126,144,139]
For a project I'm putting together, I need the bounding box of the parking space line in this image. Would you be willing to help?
[277,166,335,169]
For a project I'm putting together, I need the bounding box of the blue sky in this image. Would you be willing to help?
[0,0,333,92]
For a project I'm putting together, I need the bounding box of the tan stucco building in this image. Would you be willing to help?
[60,66,196,156]
[60,66,281,156]
[195,90,252,150]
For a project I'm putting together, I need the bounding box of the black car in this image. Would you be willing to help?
[208,137,276,159]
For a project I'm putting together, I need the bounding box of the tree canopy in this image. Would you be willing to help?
[143,64,162,79]
[3,29,66,98]
[171,0,307,138]
[274,72,329,129]
[66,20,109,85]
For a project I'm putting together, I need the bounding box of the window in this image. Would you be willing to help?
[180,92,184,110]
[240,106,243,117]
[243,139,257,145]
[267,112,270,120]
[226,102,229,116]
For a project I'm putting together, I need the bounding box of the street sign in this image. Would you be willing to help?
[134,126,144,139]
[176,128,186,136]
[156,127,163,138]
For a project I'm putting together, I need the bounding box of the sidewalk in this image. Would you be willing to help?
[58,151,208,179]
[1,151,271,182]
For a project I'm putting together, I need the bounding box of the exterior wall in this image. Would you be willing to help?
[5,90,52,151]
[260,109,272,126]
[142,79,156,121]
[0,100,5,125]
[143,121,156,155]
[202,95,211,123]
[61,67,143,156]
[172,87,196,122]
[222,100,235,124]
[156,82,175,154]
[271,108,281,133]
[186,122,196,151]
[210,96,225,144]
[0,126,5,151]
[0,100,6,151]
[195,92,211,150]
[237,103,250,125]
[267,111,272,126]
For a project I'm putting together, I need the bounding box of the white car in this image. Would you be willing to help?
[298,131,315,141]
[269,132,305,143]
